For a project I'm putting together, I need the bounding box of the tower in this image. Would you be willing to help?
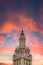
[13,30,32,65]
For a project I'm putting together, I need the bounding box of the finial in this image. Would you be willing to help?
[20,26,24,35]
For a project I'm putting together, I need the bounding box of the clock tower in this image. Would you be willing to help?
[13,30,32,65]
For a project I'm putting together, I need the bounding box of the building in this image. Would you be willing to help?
[13,30,32,65]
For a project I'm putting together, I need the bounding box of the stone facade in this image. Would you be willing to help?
[13,30,32,65]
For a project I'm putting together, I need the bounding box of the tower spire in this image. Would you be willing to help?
[19,29,26,48]
[20,26,24,35]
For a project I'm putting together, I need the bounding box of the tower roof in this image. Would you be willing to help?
[20,30,24,35]
[19,30,26,40]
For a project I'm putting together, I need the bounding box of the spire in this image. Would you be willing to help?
[19,30,26,48]
[20,26,25,35]
[20,30,24,35]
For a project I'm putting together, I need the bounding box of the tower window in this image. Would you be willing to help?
[18,51,20,53]
[26,63,28,65]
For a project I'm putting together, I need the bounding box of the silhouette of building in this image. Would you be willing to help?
[13,30,32,65]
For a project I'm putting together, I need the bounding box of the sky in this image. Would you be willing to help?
[0,0,43,65]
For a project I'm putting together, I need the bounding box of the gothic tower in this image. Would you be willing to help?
[13,30,32,65]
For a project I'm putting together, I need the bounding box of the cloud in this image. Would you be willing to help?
[0,21,20,33]
[32,54,43,65]
[0,47,15,52]
[19,14,43,34]
[0,12,43,34]
[26,33,43,55]
[0,36,4,44]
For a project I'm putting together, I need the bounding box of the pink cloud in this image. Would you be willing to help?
[0,36,4,44]
[0,12,43,34]
[26,33,43,55]
[0,21,19,33]
[0,47,15,52]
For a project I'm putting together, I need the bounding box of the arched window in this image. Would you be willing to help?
[18,51,20,53]
[26,63,28,65]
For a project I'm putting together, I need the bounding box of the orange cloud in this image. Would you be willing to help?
[0,21,20,33]
[0,36,4,44]
[31,42,43,55]
[26,33,43,55]
[0,47,15,52]
[18,13,43,34]
[0,12,43,34]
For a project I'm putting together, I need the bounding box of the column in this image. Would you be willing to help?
[25,59,26,65]
[21,58,24,65]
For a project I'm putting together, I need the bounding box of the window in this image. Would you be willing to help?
[29,64,30,65]
[28,51,29,54]
[26,63,28,65]
[29,60,31,62]
[18,51,20,53]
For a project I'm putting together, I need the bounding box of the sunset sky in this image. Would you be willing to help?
[0,0,43,65]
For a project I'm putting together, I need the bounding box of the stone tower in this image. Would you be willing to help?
[13,30,32,65]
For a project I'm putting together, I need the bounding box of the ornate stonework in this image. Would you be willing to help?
[13,30,32,65]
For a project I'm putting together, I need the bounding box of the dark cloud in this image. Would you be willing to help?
[0,33,6,36]
[0,0,43,30]
[31,31,43,43]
